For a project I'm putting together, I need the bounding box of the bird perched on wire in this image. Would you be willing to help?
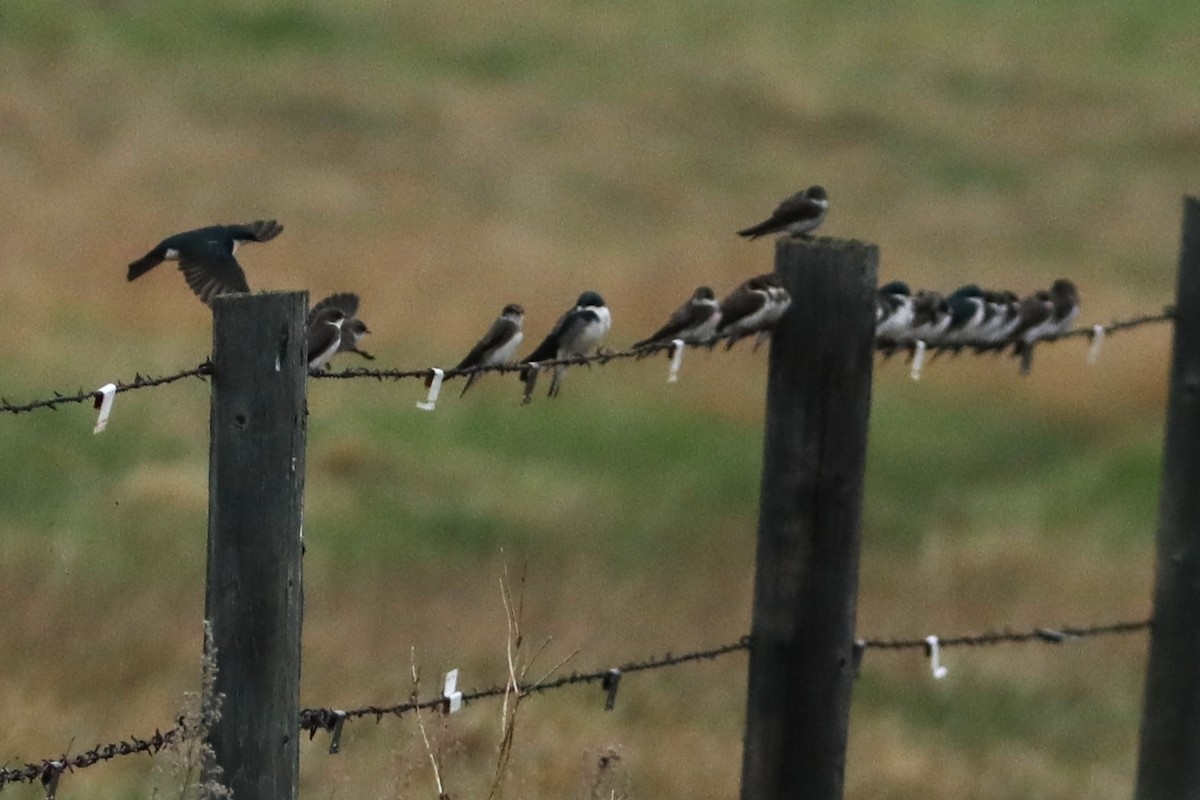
[632,286,721,353]
[455,303,525,397]
[1011,279,1080,374]
[875,281,914,352]
[308,293,374,365]
[736,186,828,240]
[903,290,952,352]
[519,292,611,398]
[127,220,283,306]
[715,274,792,350]
[306,306,346,371]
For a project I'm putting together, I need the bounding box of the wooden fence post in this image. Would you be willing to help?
[203,291,307,800]
[739,237,878,800]
[1134,196,1200,800]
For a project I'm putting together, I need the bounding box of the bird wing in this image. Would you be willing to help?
[229,219,285,243]
[456,317,518,369]
[737,192,820,238]
[178,244,251,307]
[310,292,360,325]
[306,322,340,365]
[634,301,714,347]
[521,306,575,363]
[717,286,766,331]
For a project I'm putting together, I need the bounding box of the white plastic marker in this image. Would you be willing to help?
[667,339,686,384]
[910,340,927,382]
[924,635,949,680]
[1088,324,1105,365]
[442,668,463,713]
[93,383,117,434]
[416,368,444,412]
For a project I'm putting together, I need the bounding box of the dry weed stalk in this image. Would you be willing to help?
[486,561,579,800]
[410,647,451,800]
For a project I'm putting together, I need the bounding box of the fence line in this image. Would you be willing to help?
[0,307,1174,418]
[0,616,1150,791]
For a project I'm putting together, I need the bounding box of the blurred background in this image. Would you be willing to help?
[1,1,1196,797]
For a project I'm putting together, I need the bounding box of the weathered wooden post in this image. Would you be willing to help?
[739,237,878,800]
[204,291,307,800]
[1134,196,1200,800]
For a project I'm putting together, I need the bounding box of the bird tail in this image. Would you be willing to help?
[736,222,771,239]
[459,372,479,398]
[127,249,164,281]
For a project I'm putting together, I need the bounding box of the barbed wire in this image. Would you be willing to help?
[0,724,186,791]
[0,617,1152,791]
[0,308,1174,417]
[0,364,211,416]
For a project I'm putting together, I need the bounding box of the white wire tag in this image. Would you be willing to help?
[93,383,117,434]
[668,339,686,384]
[442,668,463,713]
[416,368,444,412]
[1088,324,1105,365]
[924,635,949,680]
[910,341,927,382]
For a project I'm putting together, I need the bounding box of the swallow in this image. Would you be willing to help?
[972,290,1022,351]
[307,306,346,371]
[519,291,611,398]
[455,303,525,397]
[937,285,987,351]
[1011,279,1080,373]
[901,290,952,353]
[737,186,828,239]
[127,220,283,306]
[632,286,721,352]
[875,281,914,351]
[309,293,374,364]
[715,274,792,350]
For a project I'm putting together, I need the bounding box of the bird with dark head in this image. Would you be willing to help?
[737,186,828,240]
[875,280,914,352]
[308,293,374,365]
[127,220,283,307]
[715,274,792,350]
[306,306,346,371]
[519,292,611,398]
[455,303,525,397]
[632,285,721,353]
[1011,279,1080,374]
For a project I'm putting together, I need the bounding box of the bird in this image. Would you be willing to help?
[972,290,1022,351]
[632,286,721,352]
[306,306,346,371]
[309,293,374,364]
[737,186,828,240]
[1011,279,1080,374]
[127,220,284,306]
[519,291,611,398]
[938,285,988,351]
[454,303,525,397]
[715,274,792,350]
[875,281,914,350]
[902,290,952,351]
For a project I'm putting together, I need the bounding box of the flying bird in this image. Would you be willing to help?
[127,220,283,306]
[309,293,374,364]
[737,186,828,240]
[519,291,611,398]
[632,286,721,351]
[455,303,525,397]
[306,306,346,371]
[715,274,792,350]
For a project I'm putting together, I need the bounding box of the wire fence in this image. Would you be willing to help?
[0,616,1151,791]
[0,307,1175,418]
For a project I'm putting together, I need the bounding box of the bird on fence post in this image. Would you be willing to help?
[736,185,828,239]
[631,286,722,354]
[126,220,284,306]
[307,307,346,372]
[455,303,525,397]
[309,293,375,364]
[519,292,611,398]
[714,274,792,350]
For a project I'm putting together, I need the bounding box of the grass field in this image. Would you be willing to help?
[0,1,1197,797]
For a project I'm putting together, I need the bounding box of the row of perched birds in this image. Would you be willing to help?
[123,184,1080,394]
[124,188,826,397]
[875,279,1081,373]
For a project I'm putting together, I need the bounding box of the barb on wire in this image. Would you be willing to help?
[300,636,751,734]
[0,725,187,789]
[1040,308,1174,343]
[859,618,1151,650]
[0,363,211,416]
